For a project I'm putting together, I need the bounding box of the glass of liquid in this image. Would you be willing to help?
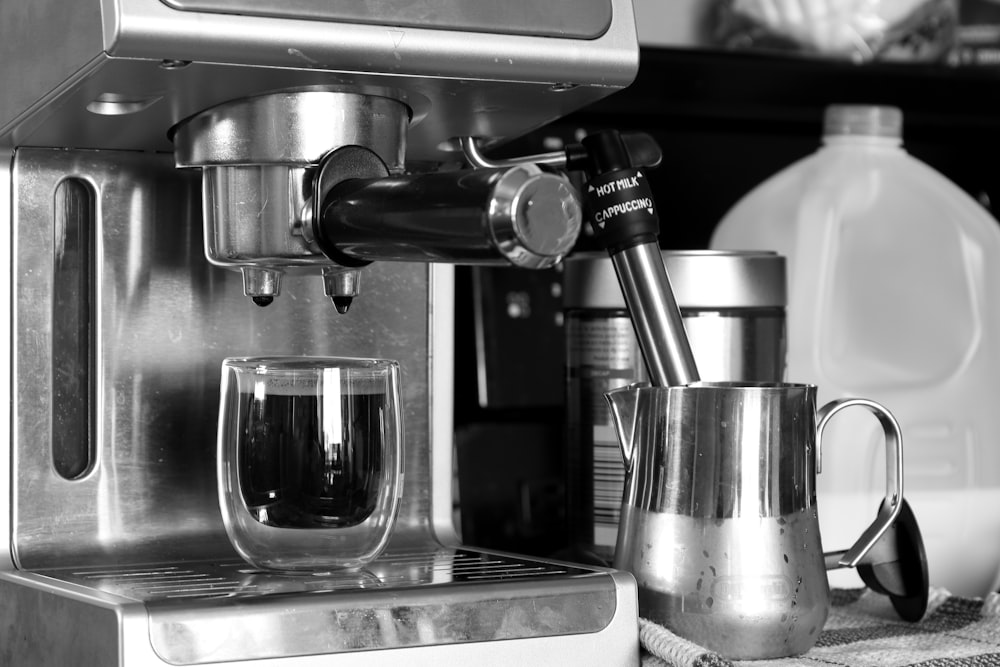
[218,356,403,571]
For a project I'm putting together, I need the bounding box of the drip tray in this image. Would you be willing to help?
[39,547,621,665]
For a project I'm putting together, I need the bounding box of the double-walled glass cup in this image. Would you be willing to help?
[218,356,403,571]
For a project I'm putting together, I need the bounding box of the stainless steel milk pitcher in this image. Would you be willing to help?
[607,381,903,659]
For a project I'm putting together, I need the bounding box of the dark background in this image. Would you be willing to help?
[453,46,1000,558]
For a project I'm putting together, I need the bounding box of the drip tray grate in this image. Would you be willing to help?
[47,547,594,602]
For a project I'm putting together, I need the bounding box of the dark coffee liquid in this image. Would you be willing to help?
[238,392,384,528]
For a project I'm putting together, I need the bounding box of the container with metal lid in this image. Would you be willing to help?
[563,250,787,562]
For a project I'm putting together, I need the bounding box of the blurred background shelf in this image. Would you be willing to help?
[581,47,1000,132]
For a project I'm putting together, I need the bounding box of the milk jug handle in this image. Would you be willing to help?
[817,398,904,570]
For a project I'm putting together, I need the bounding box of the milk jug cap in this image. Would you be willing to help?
[823,105,902,139]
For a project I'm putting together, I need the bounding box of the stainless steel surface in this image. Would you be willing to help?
[172,92,409,300]
[66,549,618,663]
[817,398,904,568]
[564,250,787,385]
[610,243,700,386]
[565,250,787,310]
[319,164,581,269]
[678,315,785,384]
[617,503,829,657]
[607,381,904,659]
[0,574,120,666]
[179,92,582,302]
[4,149,642,663]
[322,267,364,312]
[564,251,787,560]
[197,158,321,300]
[0,551,639,666]
[460,136,569,170]
[0,0,638,158]
[488,165,582,268]
[11,148,434,570]
[459,133,664,173]
[157,0,614,39]
[609,383,820,518]
[2,1,644,662]
[199,164,317,265]
[173,91,408,169]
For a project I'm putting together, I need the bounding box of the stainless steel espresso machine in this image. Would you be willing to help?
[0,1,640,664]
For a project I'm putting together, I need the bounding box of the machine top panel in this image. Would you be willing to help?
[1,0,637,158]
[157,0,613,39]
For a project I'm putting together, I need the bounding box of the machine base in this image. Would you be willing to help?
[0,546,639,666]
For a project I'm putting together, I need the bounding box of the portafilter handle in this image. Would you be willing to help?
[312,146,582,271]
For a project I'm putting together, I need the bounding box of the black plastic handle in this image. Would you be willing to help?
[572,130,661,253]
[565,131,662,172]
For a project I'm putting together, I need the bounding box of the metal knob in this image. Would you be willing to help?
[488,165,582,268]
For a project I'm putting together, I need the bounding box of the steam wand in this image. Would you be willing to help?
[462,132,699,386]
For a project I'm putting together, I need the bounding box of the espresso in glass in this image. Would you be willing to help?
[239,388,386,528]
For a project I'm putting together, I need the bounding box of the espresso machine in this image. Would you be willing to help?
[0,1,641,664]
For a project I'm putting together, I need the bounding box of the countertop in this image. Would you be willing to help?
[641,587,1000,666]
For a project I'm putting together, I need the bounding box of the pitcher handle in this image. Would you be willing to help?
[817,398,904,570]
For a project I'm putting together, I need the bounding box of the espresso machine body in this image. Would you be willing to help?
[0,1,640,664]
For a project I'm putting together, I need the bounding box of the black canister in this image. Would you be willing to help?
[564,250,787,562]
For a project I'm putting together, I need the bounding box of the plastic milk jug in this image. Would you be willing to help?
[710,104,1000,596]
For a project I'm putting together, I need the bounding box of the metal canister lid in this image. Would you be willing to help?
[563,250,786,309]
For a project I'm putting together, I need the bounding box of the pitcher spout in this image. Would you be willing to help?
[604,382,648,471]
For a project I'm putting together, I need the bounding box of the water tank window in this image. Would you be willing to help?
[52,178,96,480]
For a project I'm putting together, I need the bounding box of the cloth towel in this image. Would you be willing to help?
[641,588,1000,666]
